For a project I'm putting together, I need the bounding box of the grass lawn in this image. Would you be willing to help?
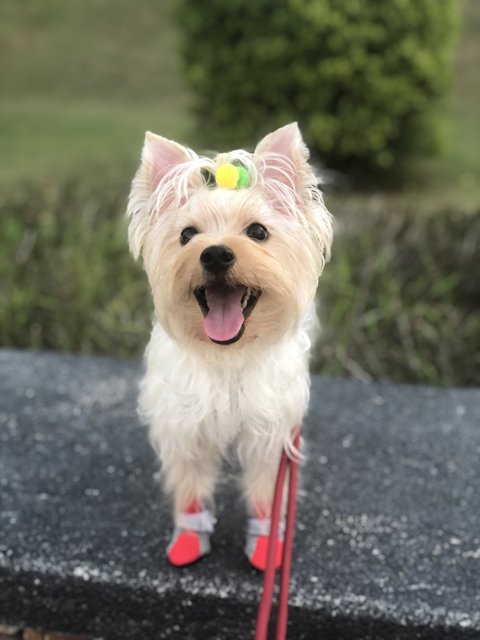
[0,0,193,184]
[0,96,190,185]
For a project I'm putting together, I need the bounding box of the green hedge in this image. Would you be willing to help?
[315,205,480,385]
[0,180,152,357]
[1,180,478,386]
[178,0,458,171]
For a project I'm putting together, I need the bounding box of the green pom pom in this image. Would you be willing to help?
[236,165,250,188]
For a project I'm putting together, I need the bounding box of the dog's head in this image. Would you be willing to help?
[127,123,332,354]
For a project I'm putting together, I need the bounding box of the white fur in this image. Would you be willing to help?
[139,309,315,522]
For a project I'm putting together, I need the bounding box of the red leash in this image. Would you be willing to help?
[255,429,301,640]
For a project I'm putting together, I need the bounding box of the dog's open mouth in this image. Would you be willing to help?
[194,284,261,345]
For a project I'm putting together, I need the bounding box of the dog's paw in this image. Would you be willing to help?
[167,528,211,567]
[245,517,284,571]
[247,534,283,572]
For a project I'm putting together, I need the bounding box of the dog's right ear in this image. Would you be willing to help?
[127,132,191,259]
[141,132,192,193]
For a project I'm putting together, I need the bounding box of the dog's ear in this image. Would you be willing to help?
[127,132,191,259]
[141,132,191,192]
[254,122,314,215]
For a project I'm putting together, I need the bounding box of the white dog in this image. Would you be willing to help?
[127,123,333,569]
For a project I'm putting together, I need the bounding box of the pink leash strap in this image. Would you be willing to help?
[255,429,301,640]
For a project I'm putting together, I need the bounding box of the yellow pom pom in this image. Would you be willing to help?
[215,163,240,189]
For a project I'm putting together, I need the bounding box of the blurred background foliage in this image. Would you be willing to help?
[180,0,458,173]
[0,0,479,386]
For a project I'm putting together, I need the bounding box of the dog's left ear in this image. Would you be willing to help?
[127,132,192,259]
[254,122,314,214]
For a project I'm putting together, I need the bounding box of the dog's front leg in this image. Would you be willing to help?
[239,438,286,571]
[158,436,220,567]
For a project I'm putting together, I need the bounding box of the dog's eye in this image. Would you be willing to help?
[245,223,268,241]
[180,227,199,246]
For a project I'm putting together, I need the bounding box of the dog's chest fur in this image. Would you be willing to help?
[139,320,314,456]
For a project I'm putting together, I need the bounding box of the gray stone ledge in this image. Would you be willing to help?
[0,349,479,639]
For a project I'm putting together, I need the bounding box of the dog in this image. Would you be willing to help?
[127,123,333,569]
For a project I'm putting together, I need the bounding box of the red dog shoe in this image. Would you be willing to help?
[167,503,215,567]
[245,517,284,571]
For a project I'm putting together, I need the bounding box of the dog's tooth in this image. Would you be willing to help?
[241,288,251,310]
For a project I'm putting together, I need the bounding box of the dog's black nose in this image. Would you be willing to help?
[200,245,235,274]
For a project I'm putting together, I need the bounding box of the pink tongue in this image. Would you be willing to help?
[204,286,245,342]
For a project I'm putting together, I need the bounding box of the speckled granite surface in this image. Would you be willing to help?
[0,349,479,639]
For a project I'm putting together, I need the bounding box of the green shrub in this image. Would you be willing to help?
[178,0,458,172]
[315,204,480,386]
[0,179,151,357]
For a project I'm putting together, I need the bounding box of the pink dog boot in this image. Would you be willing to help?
[167,502,215,567]
[245,517,284,571]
